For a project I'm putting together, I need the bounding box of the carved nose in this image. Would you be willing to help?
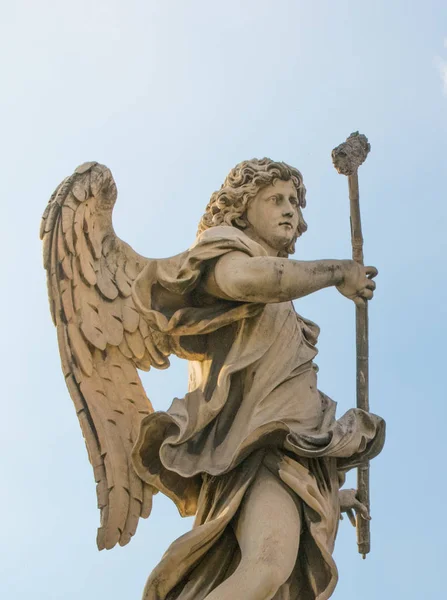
[282,209,294,218]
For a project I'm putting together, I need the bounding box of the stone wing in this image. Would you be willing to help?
[40,162,170,549]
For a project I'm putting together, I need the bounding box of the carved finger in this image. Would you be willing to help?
[366,266,378,279]
[346,508,357,527]
[354,296,366,308]
[361,289,374,300]
[354,501,371,521]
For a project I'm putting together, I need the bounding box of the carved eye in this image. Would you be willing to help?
[269,195,279,203]
[290,198,298,207]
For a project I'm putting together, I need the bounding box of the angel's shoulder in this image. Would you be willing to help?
[193,225,262,256]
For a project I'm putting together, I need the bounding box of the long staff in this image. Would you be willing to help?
[332,132,371,558]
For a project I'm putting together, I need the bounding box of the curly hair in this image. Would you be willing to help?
[198,158,307,256]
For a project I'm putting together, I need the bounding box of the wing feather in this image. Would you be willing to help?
[115,254,133,297]
[96,257,119,300]
[41,163,171,549]
[122,297,140,333]
[98,300,123,346]
[118,336,133,359]
[125,329,146,361]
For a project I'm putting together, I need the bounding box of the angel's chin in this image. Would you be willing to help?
[270,234,292,251]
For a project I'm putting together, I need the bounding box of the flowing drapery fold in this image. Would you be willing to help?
[131,226,385,600]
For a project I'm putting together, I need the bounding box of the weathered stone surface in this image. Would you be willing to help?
[42,156,385,599]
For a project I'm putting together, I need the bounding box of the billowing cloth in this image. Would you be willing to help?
[131,226,385,600]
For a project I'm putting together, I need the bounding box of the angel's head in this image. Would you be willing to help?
[197,158,307,257]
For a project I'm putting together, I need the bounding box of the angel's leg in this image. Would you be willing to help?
[204,464,301,600]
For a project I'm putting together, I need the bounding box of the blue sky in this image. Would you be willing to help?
[1,1,446,598]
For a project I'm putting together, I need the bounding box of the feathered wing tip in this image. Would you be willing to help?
[41,162,170,549]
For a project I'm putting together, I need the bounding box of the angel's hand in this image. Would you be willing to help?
[336,261,377,307]
[339,488,370,527]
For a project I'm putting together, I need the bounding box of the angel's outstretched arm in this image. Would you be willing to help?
[204,251,377,305]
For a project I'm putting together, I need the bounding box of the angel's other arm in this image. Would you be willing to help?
[204,251,377,304]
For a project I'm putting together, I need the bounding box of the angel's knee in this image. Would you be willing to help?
[239,544,297,597]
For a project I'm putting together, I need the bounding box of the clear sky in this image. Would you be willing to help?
[1,1,446,598]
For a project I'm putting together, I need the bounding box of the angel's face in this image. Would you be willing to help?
[244,179,300,256]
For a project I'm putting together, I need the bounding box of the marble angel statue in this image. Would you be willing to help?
[41,159,385,600]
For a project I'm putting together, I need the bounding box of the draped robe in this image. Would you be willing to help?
[131,226,385,600]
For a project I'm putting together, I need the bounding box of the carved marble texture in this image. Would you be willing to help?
[41,158,385,600]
